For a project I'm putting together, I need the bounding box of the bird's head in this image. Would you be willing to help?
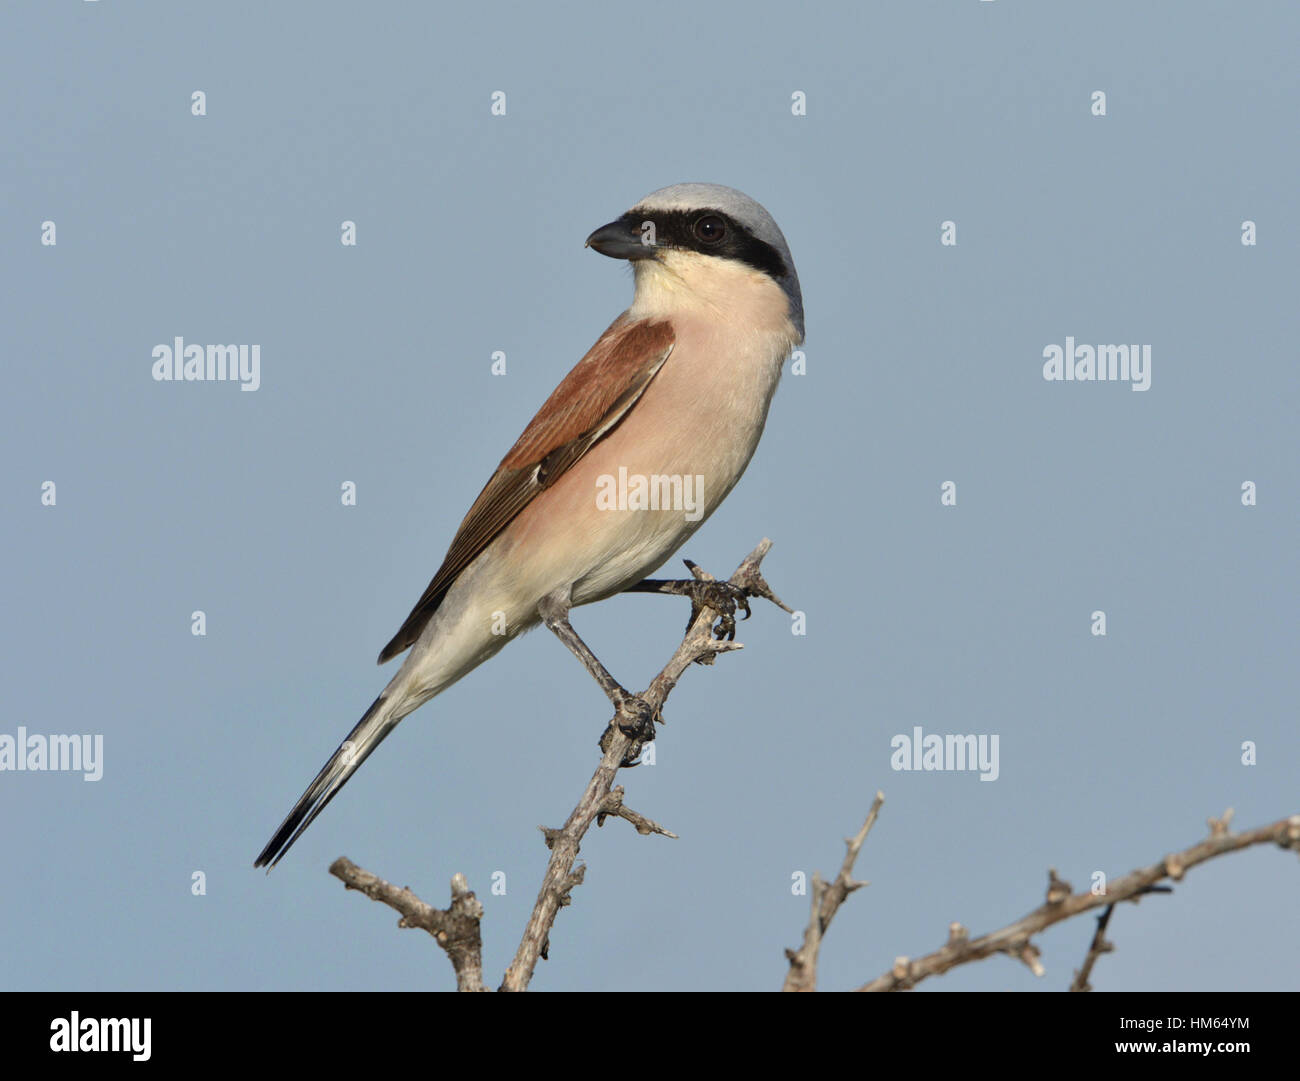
[586,183,804,344]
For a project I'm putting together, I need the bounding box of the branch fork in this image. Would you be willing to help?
[330,539,789,991]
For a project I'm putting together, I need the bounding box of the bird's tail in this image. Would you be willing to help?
[254,693,401,870]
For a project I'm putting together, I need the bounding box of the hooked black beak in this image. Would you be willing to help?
[584,216,655,260]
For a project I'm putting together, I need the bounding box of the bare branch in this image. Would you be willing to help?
[598,786,678,838]
[329,858,486,992]
[1068,882,1172,991]
[1069,903,1115,992]
[784,792,885,992]
[501,539,786,992]
[858,810,1300,992]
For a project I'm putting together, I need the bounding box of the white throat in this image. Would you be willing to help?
[628,251,801,351]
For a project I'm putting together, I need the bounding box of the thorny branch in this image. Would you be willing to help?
[329,539,790,992]
[856,807,1300,992]
[783,791,885,992]
[328,551,1297,994]
[1069,903,1116,992]
[329,858,486,992]
[502,538,790,991]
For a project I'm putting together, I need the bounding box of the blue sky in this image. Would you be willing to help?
[2,1,1296,991]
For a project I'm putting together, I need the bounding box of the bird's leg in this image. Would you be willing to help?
[537,590,660,751]
[539,594,627,704]
[625,560,752,640]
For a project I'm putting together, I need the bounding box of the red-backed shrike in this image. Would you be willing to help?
[256,183,804,868]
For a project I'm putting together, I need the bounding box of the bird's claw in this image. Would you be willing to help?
[688,580,751,640]
[615,693,660,740]
[599,693,661,764]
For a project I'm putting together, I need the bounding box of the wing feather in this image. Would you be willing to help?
[376,316,674,664]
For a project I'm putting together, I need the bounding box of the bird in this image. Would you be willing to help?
[255,182,804,869]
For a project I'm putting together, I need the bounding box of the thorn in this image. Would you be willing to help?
[1017,941,1045,977]
[1046,868,1072,904]
[1208,807,1235,837]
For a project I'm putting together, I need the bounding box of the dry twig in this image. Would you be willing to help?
[502,539,788,991]
[783,792,885,992]
[858,809,1300,991]
[330,540,788,991]
[1068,903,1116,992]
[329,858,486,992]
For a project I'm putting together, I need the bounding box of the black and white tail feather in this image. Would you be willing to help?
[253,694,399,870]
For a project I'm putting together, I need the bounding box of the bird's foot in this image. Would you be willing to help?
[685,579,751,641]
[599,693,661,765]
[624,562,754,639]
[615,693,660,741]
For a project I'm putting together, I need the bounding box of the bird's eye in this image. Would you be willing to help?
[693,214,726,243]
